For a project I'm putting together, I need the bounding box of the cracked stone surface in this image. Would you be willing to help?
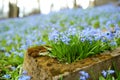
[23,46,120,80]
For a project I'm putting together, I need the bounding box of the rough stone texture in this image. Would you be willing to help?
[23,46,120,80]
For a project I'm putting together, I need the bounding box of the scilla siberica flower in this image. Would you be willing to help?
[105,32,114,40]
[102,70,115,78]
[2,74,11,79]
[60,33,71,44]
[18,75,31,80]
[107,70,115,74]
[67,26,77,36]
[18,70,31,80]
[10,66,16,70]
[110,41,117,46]
[49,30,60,43]
[79,71,89,80]
[102,70,107,77]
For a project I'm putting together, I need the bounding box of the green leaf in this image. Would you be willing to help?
[99,76,106,80]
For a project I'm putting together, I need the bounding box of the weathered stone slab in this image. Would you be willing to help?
[23,46,120,80]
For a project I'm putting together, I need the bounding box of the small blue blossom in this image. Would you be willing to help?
[110,41,117,46]
[18,70,31,80]
[18,75,31,80]
[4,52,10,57]
[102,70,107,77]
[102,70,115,78]
[18,52,24,58]
[94,35,101,41]
[105,20,115,29]
[79,71,89,79]
[3,74,11,79]
[20,45,28,50]
[35,40,46,45]
[13,51,19,55]
[10,66,16,70]
[60,34,71,44]
[26,39,33,46]
[80,37,86,42]
[86,37,93,42]
[22,70,28,75]
[107,70,115,74]
[100,37,108,42]
[105,32,114,40]
[114,24,120,31]
[67,26,77,36]
[115,30,120,38]
[80,76,86,80]
[49,30,60,43]
[6,39,12,45]
[10,47,15,52]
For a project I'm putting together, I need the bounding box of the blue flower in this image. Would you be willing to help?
[107,70,115,74]
[60,34,70,44]
[49,30,60,43]
[22,70,28,75]
[10,66,16,70]
[26,39,32,46]
[80,37,86,42]
[102,70,115,78]
[20,45,28,50]
[102,70,107,77]
[18,70,31,80]
[4,52,10,57]
[18,52,24,58]
[80,76,86,80]
[3,74,11,79]
[114,24,120,31]
[18,75,31,80]
[105,32,114,40]
[79,71,89,79]
[110,41,117,46]
[114,30,120,38]
[67,26,77,36]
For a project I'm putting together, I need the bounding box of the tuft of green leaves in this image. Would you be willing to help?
[0,52,23,80]
[48,35,112,63]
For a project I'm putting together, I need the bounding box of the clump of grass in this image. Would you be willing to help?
[48,27,119,63]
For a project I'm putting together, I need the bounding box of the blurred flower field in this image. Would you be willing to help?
[0,5,120,80]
